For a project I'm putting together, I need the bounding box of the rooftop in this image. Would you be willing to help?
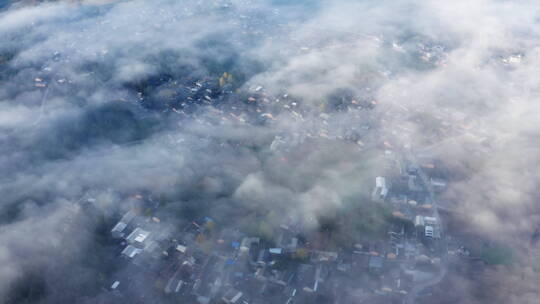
[121,245,142,258]
[126,227,150,245]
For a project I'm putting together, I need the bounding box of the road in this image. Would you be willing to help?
[32,84,50,127]
[404,149,449,304]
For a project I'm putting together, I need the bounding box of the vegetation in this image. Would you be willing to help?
[480,243,514,266]
[315,196,392,250]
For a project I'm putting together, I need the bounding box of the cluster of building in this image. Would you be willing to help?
[366,146,453,297]
[103,193,430,304]
[102,151,453,303]
[99,103,455,304]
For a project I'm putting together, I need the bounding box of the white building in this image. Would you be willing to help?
[111,210,137,238]
[111,222,127,238]
[414,215,425,227]
[176,244,187,253]
[240,237,260,252]
[425,226,434,237]
[373,176,389,200]
[122,245,142,258]
[424,216,437,225]
[111,281,120,290]
[424,225,441,239]
[126,228,151,247]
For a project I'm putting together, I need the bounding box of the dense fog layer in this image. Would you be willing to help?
[1,0,540,303]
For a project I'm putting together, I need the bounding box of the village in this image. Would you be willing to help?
[100,136,462,304]
[29,46,490,303]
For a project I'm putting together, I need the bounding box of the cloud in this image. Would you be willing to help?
[1,0,540,303]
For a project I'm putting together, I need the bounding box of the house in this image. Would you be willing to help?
[121,245,142,258]
[111,222,127,238]
[424,216,437,226]
[310,250,338,263]
[416,215,440,239]
[415,215,437,227]
[110,281,120,290]
[425,226,434,237]
[221,288,244,304]
[165,278,186,294]
[176,244,188,254]
[424,225,440,239]
[240,237,260,253]
[373,176,389,200]
[430,178,447,190]
[110,210,136,238]
[193,255,225,303]
[120,210,136,223]
[126,228,151,248]
[164,270,188,294]
[269,248,283,254]
[414,215,424,227]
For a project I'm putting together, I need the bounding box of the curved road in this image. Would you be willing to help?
[404,149,449,304]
